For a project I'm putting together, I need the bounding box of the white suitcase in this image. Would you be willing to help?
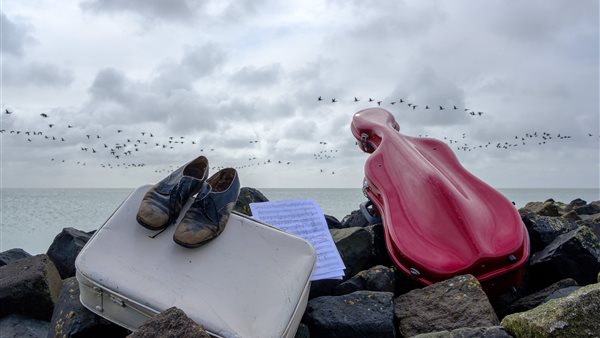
[75,185,316,338]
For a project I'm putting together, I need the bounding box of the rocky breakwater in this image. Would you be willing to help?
[1,189,599,337]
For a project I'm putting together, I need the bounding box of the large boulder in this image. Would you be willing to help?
[334,265,395,296]
[233,187,269,216]
[340,210,369,228]
[46,227,93,279]
[0,248,32,266]
[324,215,343,229]
[394,274,499,337]
[411,326,512,338]
[47,277,129,338]
[573,203,600,216]
[529,226,600,288]
[519,201,561,217]
[0,314,50,338]
[519,213,577,253]
[569,198,587,208]
[499,278,578,318]
[303,291,395,338]
[0,254,62,320]
[128,307,210,338]
[330,227,373,278]
[501,282,600,337]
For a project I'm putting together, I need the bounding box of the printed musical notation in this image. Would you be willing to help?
[249,200,346,280]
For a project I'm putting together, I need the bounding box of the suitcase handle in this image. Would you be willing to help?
[360,200,382,225]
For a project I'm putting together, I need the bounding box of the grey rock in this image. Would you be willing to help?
[574,203,600,216]
[542,286,582,303]
[295,323,310,338]
[519,201,560,217]
[303,291,395,338]
[500,278,578,317]
[340,209,369,228]
[46,227,93,279]
[561,210,581,222]
[47,277,129,338]
[395,274,499,337]
[412,326,512,338]
[128,307,210,338]
[569,198,587,207]
[502,282,600,337]
[0,314,50,338]
[334,265,395,295]
[519,212,577,252]
[0,248,32,266]
[309,279,343,299]
[0,254,62,320]
[365,223,391,267]
[233,187,269,216]
[331,227,373,278]
[324,215,343,229]
[529,226,600,288]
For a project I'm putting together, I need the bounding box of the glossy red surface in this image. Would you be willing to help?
[351,108,529,291]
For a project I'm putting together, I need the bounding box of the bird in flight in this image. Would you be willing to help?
[5,109,12,114]
[354,97,359,102]
[331,98,337,103]
[317,96,322,101]
[40,113,48,118]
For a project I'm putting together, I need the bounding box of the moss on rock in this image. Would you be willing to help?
[501,282,600,337]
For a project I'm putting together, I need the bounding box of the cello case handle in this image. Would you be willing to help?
[360,200,382,225]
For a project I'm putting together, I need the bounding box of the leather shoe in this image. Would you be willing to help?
[137,156,209,230]
[173,168,240,248]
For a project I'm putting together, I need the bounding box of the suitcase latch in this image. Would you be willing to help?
[109,294,125,307]
[92,287,104,312]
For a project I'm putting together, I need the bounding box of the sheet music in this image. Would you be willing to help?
[249,200,346,281]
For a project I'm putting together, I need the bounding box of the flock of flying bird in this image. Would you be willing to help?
[1,97,598,178]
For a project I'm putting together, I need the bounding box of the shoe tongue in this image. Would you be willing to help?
[196,181,212,200]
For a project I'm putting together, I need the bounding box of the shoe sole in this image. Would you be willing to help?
[136,215,169,232]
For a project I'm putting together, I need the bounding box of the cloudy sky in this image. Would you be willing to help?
[1,0,598,189]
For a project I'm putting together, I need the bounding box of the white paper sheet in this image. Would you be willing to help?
[249,200,346,281]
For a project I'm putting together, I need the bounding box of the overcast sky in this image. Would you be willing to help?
[1,0,598,189]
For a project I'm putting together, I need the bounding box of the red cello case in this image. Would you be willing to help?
[351,108,529,296]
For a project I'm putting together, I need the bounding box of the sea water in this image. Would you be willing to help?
[1,188,598,255]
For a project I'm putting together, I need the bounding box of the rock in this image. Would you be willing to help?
[295,323,310,338]
[0,254,62,320]
[500,278,578,318]
[574,203,600,216]
[330,227,374,278]
[46,227,93,279]
[519,201,560,217]
[303,291,395,338]
[529,226,600,288]
[519,213,577,252]
[542,286,581,303]
[233,187,269,216]
[340,210,369,228]
[324,215,343,229]
[561,210,581,222]
[48,277,129,338]
[411,326,512,338]
[569,198,587,208]
[309,279,343,299]
[334,265,395,295]
[0,248,32,266]
[501,282,600,337]
[0,314,50,338]
[128,307,210,338]
[365,223,391,267]
[395,274,499,337]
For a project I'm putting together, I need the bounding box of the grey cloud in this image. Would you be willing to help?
[230,63,283,88]
[152,43,226,91]
[79,0,268,24]
[2,60,74,87]
[80,0,203,21]
[1,13,35,56]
